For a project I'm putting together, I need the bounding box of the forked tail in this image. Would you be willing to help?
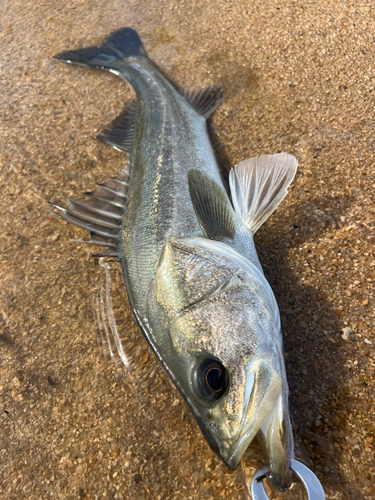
[53,28,148,68]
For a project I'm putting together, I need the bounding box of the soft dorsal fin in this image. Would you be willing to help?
[188,169,236,240]
[97,99,137,153]
[183,87,224,119]
[229,152,298,234]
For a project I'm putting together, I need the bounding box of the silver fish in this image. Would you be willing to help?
[52,28,298,491]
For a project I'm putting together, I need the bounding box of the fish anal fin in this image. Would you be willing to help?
[184,87,224,119]
[98,99,137,154]
[229,152,298,234]
[188,170,236,241]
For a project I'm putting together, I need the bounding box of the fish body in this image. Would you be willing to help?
[53,28,297,491]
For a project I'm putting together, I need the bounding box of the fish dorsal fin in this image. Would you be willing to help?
[97,99,137,153]
[229,153,298,234]
[183,87,224,119]
[188,169,236,241]
[49,161,130,259]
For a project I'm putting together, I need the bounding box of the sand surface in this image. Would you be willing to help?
[1,1,374,499]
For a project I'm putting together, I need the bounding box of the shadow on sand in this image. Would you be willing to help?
[256,198,364,499]
[208,113,363,497]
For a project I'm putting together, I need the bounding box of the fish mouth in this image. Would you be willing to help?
[219,360,293,490]
[222,360,282,469]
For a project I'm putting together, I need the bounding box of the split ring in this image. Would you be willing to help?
[250,459,325,500]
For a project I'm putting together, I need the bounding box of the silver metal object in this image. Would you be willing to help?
[251,459,325,500]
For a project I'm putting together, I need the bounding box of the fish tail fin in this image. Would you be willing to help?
[53,28,148,69]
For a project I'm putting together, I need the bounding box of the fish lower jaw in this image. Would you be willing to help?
[220,420,265,471]
[221,360,283,470]
[220,393,293,490]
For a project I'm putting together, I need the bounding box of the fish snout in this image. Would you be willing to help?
[219,360,281,466]
[219,359,293,491]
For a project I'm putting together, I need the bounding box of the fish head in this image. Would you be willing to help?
[154,237,293,490]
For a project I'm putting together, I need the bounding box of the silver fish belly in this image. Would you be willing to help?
[52,28,298,491]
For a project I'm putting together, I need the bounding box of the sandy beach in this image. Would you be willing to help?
[1,1,374,498]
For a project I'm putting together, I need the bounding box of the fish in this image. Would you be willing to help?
[51,28,298,491]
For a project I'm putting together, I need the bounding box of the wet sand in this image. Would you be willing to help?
[1,1,374,499]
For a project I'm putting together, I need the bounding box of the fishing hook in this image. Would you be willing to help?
[251,459,325,500]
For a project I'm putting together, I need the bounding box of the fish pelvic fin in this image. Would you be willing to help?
[229,153,298,234]
[188,169,236,241]
[53,28,148,69]
[49,162,130,259]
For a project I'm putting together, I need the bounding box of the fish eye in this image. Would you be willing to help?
[195,358,229,401]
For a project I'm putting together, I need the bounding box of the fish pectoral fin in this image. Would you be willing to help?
[188,170,236,241]
[183,87,224,119]
[229,153,298,234]
[98,99,137,154]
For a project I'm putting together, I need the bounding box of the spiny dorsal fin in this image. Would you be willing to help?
[229,153,298,234]
[188,169,236,241]
[49,162,130,259]
[183,87,224,119]
[98,99,137,153]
